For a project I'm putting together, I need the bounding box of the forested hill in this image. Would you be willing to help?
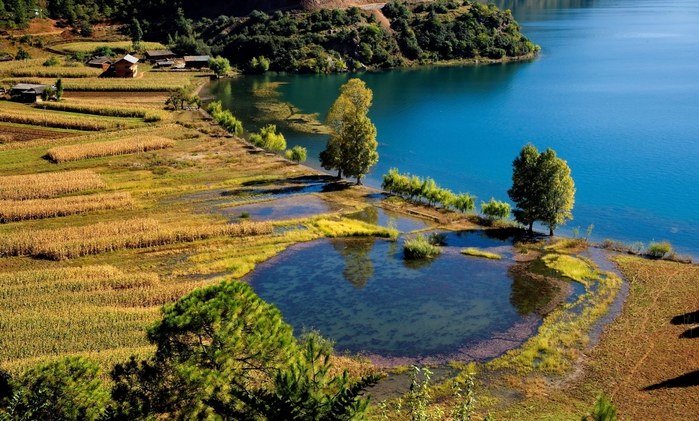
[206,1,538,73]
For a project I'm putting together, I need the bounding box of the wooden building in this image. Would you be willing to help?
[87,55,113,70]
[113,54,139,78]
[145,50,176,62]
[9,83,54,102]
[184,55,210,69]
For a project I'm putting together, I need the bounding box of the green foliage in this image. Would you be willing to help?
[249,124,286,151]
[646,241,672,258]
[508,143,575,235]
[207,100,244,135]
[14,48,30,60]
[208,55,231,78]
[130,17,143,44]
[480,198,511,221]
[321,79,378,184]
[248,56,270,74]
[13,356,110,421]
[286,145,307,164]
[451,373,476,421]
[92,46,115,57]
[382,168,475,211]
[43,56,60,67]
[403,234,441,259]
[584,393,617,421]
[41,86,53,101]
[407,366,432,421]
[111,280,297,419]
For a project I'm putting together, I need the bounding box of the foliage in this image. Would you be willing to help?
[508,143,575,235]
[43,56,60,67]
[403,234,441,259]
[111,280,298,419]
[249,124,286,151]
[208,55,231,78]
[382,168,475,211]
[480,198,511,221]
[207,100,243,135]
[248,56,270,74]
[9,356,111,421]
[130,17,143,49]
[286,145,307,164]
[451,373,476,421]
[14,48,30,60]
[321,78,378,184]
[583,394,617,421]
[55,78,63,100]
[93,45,115,57]
[41,86,53,101]
[646,241,672,258]
[407,366,432,421]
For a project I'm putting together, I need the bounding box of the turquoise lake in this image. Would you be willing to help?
[207,0,699,256]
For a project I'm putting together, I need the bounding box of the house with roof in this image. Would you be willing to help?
[145,50,176,63]
[113,54,139,78]
[184,55,210,69]
[86,55,113,71]
[9,83,55,102]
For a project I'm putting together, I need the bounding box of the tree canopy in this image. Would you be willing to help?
[320,78,378,185]
[507,144,575,235]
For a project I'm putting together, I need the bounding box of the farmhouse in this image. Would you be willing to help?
[9,83,55,103]
[113,54,139,78]
[86,55,113,70]
[184,55,210,69]
[145,49,176,62]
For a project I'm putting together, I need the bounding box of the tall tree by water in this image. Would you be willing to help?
[508,144,575,235]
[508,143,541,233]
[320,78,378,185]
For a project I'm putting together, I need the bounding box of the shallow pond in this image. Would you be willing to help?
[245,230,570,365]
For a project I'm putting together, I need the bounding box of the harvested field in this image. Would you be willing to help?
[47,136,176,162]
[37,102,168,121]
[0,192,133,222]
[0,102,136,131]
[0,169,105,200]
[24,72,195,91]
[7,66,102,78]
[0,218,273,260]
[0,123,78,143]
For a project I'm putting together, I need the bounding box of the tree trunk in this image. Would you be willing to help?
[337,170,342,179]
[550,228,554,236]
[356,177,362,185]
[528,222,533,234]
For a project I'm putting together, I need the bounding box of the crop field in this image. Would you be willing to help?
[0,169,105,200]
[0,265,215,372]
[0,191,133,222]
[7,65,103,78]
[54,41,167,53]
[39,101,169,120]
[64,92,170,110]
[47,136,175,162]
[0,101,140,130]
[23,72,195,91]
[0,122,79,143]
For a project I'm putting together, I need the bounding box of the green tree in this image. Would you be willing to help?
[41,86,52,101]
[481,198,511,222]
[55,78,64,100]
[508,143,542,234]
[286,145,307,164]
[250,124,286,151]
[13,356,110,421]
[111,280,297,419]
[537,149,575,236]
[208,55,231,78]
[130,18,143,50]
[583,393,617,421]
[14,47,30,60]
[321,78,379,185]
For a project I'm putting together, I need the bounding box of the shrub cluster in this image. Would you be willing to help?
[403,233,442,259]
[382,168,475,212]
[249,124,286,151]
[207,101,243,135]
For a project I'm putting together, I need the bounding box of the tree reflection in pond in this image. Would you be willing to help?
[331,238,376,289]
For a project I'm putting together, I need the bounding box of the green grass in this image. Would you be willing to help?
[403,234,441,259]
[461,248,502,260]
[310,216,398,240]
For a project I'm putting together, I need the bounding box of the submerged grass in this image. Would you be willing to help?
[461,248,503,260]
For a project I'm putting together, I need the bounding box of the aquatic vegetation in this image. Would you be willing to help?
[310,216,398,240]
[403,234,441,259]
[461,248,503,260]
[646,241,672,258]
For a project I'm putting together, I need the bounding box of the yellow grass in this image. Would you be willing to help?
[47,136,175,163]
[0,169,105,200]
[22,72,194,91]
[0,265,213,369]
[8,66,102,78]
[310,217,399,239]
[461,248,503,260]
[0,102,133,130]
[0,218,274,260]
[0,192,133,222]
[54,41,167,53]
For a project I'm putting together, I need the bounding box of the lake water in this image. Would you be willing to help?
[206,0,699,256]
[244,232,561,363]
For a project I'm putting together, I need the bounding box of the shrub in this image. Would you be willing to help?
[646,241,672,258]
[403,234,441,259]
[285,145,307,164]
[43,56,60,66]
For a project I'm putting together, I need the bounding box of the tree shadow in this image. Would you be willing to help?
[679,326,699,339]
[671,310,699,325]
[643,370,699,390]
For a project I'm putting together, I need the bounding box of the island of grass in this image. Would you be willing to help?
[461,247,502,260]
[205,0,539,74]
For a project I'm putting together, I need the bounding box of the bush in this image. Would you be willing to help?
[43,56,60,67]
[15,47,31,60]
[481,198,511,221]
[646,241,672,258]
[404,234,441,259]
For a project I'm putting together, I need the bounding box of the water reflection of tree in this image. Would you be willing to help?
[507,265,557,316]
[331,238,376,289]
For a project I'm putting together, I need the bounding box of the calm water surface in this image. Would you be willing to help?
[245,232,559,360]
[207,0,699,255]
